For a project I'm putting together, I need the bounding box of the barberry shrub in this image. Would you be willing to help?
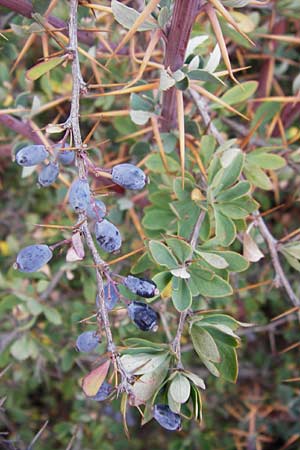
[1,0,300,448]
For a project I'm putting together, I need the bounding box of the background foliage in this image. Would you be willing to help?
[1,0,300,449]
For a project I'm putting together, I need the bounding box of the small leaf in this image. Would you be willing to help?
[170,267,190,279]
[120,353,168,375]
[165,238,192,263]
[111,0,158,31]
[247,152,286,170]
[244,161,273,190]
[243,232,264,262]
[82,360,110,397]
[10,335,38,361]
[26,56,66,81]
[219,81,258,105]
[43,307,62,325]
[171,277,192,311]
[72,232,85,259]
[131,358,170,405]
[169,374,191,404]
[190,326,220,363]
[196,251,229,269]
[214,209,236,246]
[215,342,238,383]
[149,240,178,269]
[130,110,152,125]
[216,181,251,202]
[184,372,206,390]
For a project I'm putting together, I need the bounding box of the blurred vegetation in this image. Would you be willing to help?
[1,0,300,449]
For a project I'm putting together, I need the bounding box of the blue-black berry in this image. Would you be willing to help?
[76,331,100,352]
[124,275,158,298]
[56,144,75,165]
[127,301,158,331]
[38,162,59,187]
[86,199,106,221]
[111,163,147,190]
[88,381,113,401]
[69,178,90,213]
[15,244,53,273]
[153,404,181,431]
[94,220,122,253]
[16,144,49,166]
[96,282,119,310]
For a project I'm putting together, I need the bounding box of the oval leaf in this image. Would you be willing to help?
[82,360,110,397]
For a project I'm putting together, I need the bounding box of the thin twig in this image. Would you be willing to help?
[67,0,132,393]
[254,213,300,307]
[171,210,206,365]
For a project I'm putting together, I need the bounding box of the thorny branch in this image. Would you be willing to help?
[67,0,132,392]
[190,88,300,310]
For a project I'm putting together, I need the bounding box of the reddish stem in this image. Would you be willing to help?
[160,0,203,131]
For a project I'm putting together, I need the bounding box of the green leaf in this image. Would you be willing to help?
[149,240,178,269]
[152,271,173,294]
[188,69,223,85]
[121,353,169,375]
[244,161,272,190]
[280,242,300,259]
[165,238,192,262]
[200,325,240,347]
[193,272,233,298]
[111,0,158,31]
[10,335,39,361]
[171,277,192,311]
[190,326,220,363]
[26,56,66,81]
[210,251,249,272]
[193,313,242,330]
[281,250,300,272]
[43,307,62,325]
[212,150,244,193]
[215,341,238,383]
[131,357,170,405]
[216,203,250,219]
[184,372,206,390]
[247,152,286,170]
[214,209,236,246]
[219,81,258,106]
[169,374,191,403]
[216,181,251,202]
[131,252,154,274]
[196,251,229,269]
[142,207,176,231]
[168,390,181,414]
[145,153,180,173]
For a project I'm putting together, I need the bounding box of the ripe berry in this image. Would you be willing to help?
[127,301,158,331]
[57,144,75,165]
[15,244,53,273]
[153,404,181,431]
[76,331,100,352]
[16,144,49,166]
[89,381,113,401]
[96,282,119,310]
[94,220,122,253]
[86,199,106,221]
[111,163,147,190]
[124,275,158,298]
[69,178,90,213]
[38,162,59,187]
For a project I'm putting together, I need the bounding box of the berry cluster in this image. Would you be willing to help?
[15,143,75,187]
[13,146,178,429]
